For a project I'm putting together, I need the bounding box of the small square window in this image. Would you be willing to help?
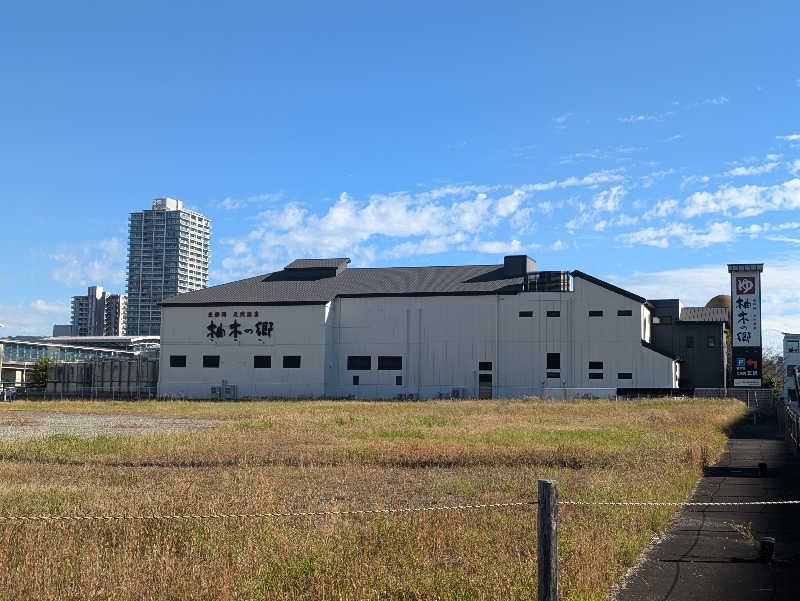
[396,375,402,385]
[479,361,492,371]
[347,356,371,370]
[203,355,220,368]
[617,372,633,380]
[589,373,604,380]
[589,310,603,317]
[170,355,186,368]
[546,310,560,317]
[519,310,534,318]
[254,355,271,369]
[546,372,560,379]
[353,375,359,385]
[589,361,603,370]
[617,309,632,317]
[283,355,301,368]
[547,353,560,370]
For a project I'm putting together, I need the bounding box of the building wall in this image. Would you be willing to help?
[158,276,677,399]
[784,334,800,403]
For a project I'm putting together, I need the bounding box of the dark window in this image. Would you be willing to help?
[203,355,220,368]
[283,355,301,368]
[479,373,492,383]
[589,361,603,370]
[547,353,560,370]
[617,372,633,380]
[352,375,359,385]
[519,311,534,318]
[546,372,560,379]
[707,336,716,348]
[617,309,633,316]
[253,355,271,369]
[479,361,492,371]
[378,356,402,370]
[589,310,603,317]
[169,355,186,368]
[654,315,672,325]
[589,373,604,380]
[546,310,560,317]
[396,375,402,385]
[347,356,371,370]
[686,336,694,348]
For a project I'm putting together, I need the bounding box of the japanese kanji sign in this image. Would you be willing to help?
[728,264,763,387]
[203,308,274,343]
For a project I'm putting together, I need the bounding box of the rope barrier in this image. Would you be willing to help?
[1,498,799,523]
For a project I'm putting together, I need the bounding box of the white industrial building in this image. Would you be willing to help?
[158,256,680,400]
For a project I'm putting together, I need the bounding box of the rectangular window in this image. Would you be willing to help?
[352,375,359,385]
[378,356,402,370]
[687,336,694,348]
[396,375,402,385]
[347,356,371,370]
[589,373,604,380]
[654,315,672,325]
[617,372,633,380]
[546,372,560,379]
[479,361,492,371]
[479,373,492,383]
[519,310,534,318]
[203,355,220,368]
[589,310,603,317]
[546,310,560,317]
[707,336,716,348]
[253,355,271,369]
[617,309,632,316]
[589,361,603,370]
[547,353,560,370]
[283,355,301,368]
[169,355,186,368]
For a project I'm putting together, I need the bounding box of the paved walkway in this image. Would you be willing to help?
[616,412,800,601]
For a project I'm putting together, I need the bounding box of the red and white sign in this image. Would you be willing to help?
[735,277,756,295]
[731,271,761,348]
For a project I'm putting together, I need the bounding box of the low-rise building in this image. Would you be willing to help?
[157,256,687,400]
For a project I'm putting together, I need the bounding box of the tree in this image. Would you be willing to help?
[30,357,52,388]
[761,349,784,396]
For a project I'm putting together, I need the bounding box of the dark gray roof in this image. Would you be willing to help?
[285,258,350,270]
[679,307,730,322]
[162,264,527,306]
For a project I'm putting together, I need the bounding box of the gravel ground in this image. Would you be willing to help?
[0,411,226,442]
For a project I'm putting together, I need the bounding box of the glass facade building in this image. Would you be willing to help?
[126,198,211,336]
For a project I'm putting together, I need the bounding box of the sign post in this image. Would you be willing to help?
[728,264,764,388]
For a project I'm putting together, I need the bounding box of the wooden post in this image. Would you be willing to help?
[538,479,558,601]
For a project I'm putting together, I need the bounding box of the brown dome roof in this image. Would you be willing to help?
[706,294,731,310]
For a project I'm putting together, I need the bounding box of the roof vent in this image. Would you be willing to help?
[284,258,350,277]
[503,255,536,278]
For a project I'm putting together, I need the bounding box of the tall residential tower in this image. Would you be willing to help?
[126,197,211,336]
[70,285,127,336]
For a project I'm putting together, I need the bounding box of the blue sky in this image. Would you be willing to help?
[1,2,799,348]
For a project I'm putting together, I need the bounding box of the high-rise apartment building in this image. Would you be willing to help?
[70,285,127,336]
[126,197,211,336]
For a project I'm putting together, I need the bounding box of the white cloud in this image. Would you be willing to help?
[776,134,800,141]
[790,160,800,175]
[617,221,734,248]
[619,111,673,123]
[643,198,679,220]
[215,192,283,210]
[553,113,573,128]
[682,178,800,218]
[465,239,526,254]
[640,169,676,188]
[31,299,69,313]
[592,186,626,212]
[701,96,729,105]
[766,235,800,244]
[49,238,126,288]
[550,240,567,251]
[724,162,779,177]
[661,134,682,143]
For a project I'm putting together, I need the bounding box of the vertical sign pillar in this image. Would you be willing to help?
[728,264,764,388]
[538,479,558,601]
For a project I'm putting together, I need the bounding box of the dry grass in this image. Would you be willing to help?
[0,398,744,600]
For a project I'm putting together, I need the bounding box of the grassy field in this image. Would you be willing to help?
[0,398,744,601]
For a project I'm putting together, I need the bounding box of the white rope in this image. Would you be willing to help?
[560,500,800,507]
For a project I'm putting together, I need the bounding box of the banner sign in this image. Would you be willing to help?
[728,264,763,387]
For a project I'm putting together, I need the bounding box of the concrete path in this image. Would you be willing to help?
[615,412,800,601]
